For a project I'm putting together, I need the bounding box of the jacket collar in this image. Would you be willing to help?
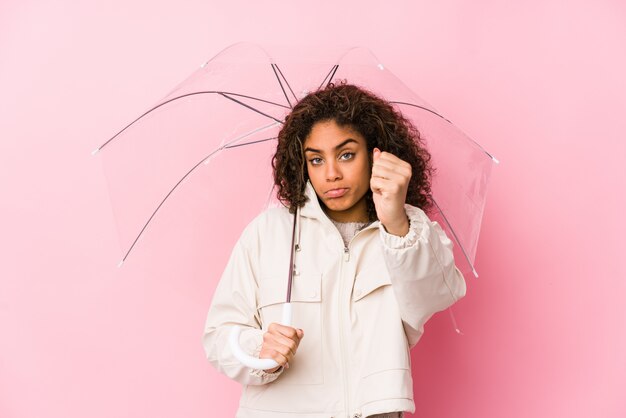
[299,180,323,220]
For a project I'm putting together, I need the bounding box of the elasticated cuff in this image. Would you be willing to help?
[378,204,427,249]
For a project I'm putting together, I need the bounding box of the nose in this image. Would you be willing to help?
[325,159,342,181]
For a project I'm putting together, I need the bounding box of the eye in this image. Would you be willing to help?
[309,157,323,165]
[340,152,355,161]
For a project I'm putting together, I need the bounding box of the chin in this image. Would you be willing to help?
[325,199,353,212]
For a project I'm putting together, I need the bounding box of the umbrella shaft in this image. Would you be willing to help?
[285,208,298,303]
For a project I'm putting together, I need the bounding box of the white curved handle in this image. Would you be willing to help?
[229,303,293,370]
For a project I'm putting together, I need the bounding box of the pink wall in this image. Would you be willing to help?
[1,1,624,417]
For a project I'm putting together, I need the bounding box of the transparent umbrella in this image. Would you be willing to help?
[92,41,498,369]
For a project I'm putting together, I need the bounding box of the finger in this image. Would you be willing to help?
[268,322,294,335]
[371,164,402,181]
[266,331,299,357]
[271,323,300,341]
[260,346,289,366]
[268,324,304,349]
[259,342,287,363]
[278,330,304,353]
[270,342,295,363]
[372,165,411,188]
[371,176,405,198]
[370,176,391,195]
[372,176,405,197]
[371,168,407,189]
[372,158,411,178]
[261,336,295,364]
[375,150,407,166]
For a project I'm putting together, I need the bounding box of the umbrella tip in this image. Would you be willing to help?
[91,148,100,156]
[377,63,384,70]
[472,267,479,278]
[117,259,124,268]
[491,155,500,164]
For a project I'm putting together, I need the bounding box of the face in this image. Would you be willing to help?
[303,119,371,223]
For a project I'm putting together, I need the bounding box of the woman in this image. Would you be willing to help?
[202,80,467,418]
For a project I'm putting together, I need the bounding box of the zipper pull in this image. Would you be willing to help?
[344,246,350,262]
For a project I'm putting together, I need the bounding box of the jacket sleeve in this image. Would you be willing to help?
[378,204,467,348]
[202,224,285,385]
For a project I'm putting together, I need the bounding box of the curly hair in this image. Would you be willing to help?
[271,79,436,221]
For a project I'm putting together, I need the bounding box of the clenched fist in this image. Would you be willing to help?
[260,323,304,373]
[370,147,411,236]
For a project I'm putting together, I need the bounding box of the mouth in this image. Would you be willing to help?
[325,188,348,198]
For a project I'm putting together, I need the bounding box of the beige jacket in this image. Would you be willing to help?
[202,180,466,418]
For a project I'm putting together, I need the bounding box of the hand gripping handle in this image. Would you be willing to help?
[228,303,293,370]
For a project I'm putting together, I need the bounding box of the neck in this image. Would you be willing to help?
[321,199,369,223]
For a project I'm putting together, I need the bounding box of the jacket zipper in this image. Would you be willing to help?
[338,243,350,417]
[343,222,378,263]
[337,223,377,418]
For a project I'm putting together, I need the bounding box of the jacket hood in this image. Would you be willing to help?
[299,180,324,220]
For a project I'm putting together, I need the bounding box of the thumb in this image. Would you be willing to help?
[373,147,381,159]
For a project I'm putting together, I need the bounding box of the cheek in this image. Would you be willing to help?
[359,159,372,181]
[306,167,321,183]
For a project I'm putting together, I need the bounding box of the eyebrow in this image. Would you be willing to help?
[304,138,359,154]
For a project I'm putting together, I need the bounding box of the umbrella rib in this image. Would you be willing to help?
[221,92,291,109]
[94,91,288,153]
[224,137,277,149]
[219,92,284,124]
[119,135,279,264]
[271,64,293,109]
[221,121,280,149]
[119,153,214,265]
[390,101,454,123]
[272,64,298,105]
[318,65,339,91]
[431,197,479,278]
[391,101,499,162]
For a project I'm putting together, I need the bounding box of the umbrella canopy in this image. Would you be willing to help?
[93,41,497,283]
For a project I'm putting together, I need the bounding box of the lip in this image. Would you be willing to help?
[325,188,348,198]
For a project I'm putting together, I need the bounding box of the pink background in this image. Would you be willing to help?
[1,1,625,417]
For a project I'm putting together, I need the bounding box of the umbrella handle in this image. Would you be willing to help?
[228,303,293,370]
